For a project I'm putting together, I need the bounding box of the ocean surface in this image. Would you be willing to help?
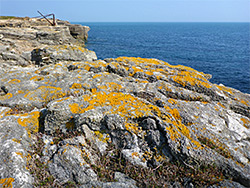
[77,22,250,94]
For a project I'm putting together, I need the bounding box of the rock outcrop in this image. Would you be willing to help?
[0,17,250,188]
[0,17,96,67]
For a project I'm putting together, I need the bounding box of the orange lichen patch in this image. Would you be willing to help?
[0,108,12,119]
[168,98,177,105]
[69,91,160,120]
[116,57,164,66]
[163,106,202,149]
[135,79,149,84]
[214,106,219,111]
[217,102,226,109]
[17,111,40,136]
[92,74,103,79]
[12,138,21,144]
[16,152,24,158]
[70,83,82,89]
[157,82,172,92]
[216,85,233,94]
[30,76,44,81]
[69,103,82,114]
[55,97,71,103]
[98,82,123,92]
[24,86,65,103]
[130,66,144,75]
[0,93,13,100]
[17,90,25,94]
[241,117,250,129]
[125,123,142,135]
[172,71,212,89]
[240,100,248,106]
[144,71,154,76]
[0,178,15,188]
[131,152,139,158]
[8,79,21,84]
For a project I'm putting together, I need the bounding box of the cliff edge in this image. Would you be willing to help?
[0,17,249,188]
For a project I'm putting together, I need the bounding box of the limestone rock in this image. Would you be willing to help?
[1,17,250,187]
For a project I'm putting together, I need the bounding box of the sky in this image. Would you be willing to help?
[0,0,249,22]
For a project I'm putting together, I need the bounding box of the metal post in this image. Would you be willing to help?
[37,11,56,26]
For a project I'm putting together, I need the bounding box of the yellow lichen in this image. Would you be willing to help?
[217,85,233,94]
[94,131,109,143]
[69,103,81,114]
[12,138,21,144]
[172,72,212,89]
[0,93,13,100]
[241,117,250,129]
[17,111,40,136]
[30,76,44,81]
[168,98,177,105]
[70,83,82,89]
[24,86,65,103]
[131,152,139,158]
[8,79,21,84]
[0,178,15,188]
[240,100,248,106]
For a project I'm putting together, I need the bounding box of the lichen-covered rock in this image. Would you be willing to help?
[0,113,36,187]
[1,17,250,187]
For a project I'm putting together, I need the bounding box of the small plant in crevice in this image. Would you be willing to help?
[51,129,82,145]
[26,133,62,188]
[198,136,232,159]
[27,130,83,187]
[90,144,226,187]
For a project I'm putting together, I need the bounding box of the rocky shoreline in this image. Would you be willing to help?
[0,17,250,188]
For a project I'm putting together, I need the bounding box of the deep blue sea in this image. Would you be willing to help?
[77,22,250,94]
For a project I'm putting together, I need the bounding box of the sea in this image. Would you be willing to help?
[76,22,250,94]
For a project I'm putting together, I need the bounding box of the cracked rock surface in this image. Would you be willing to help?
[0,17,250,188]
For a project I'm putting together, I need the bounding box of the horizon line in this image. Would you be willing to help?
[71,21,250,23]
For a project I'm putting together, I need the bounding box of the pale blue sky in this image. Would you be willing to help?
[0,0,249,22]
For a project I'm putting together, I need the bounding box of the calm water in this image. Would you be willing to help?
[78,22,250,94]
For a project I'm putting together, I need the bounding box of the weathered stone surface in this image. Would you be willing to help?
[0,110,39,187]
[1,17,250,187]
[0,17,94,67]
[69,24,90,41]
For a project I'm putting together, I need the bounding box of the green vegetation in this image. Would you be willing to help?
[0,16,19,19]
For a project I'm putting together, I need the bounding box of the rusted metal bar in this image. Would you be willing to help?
[37,11,56,26]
